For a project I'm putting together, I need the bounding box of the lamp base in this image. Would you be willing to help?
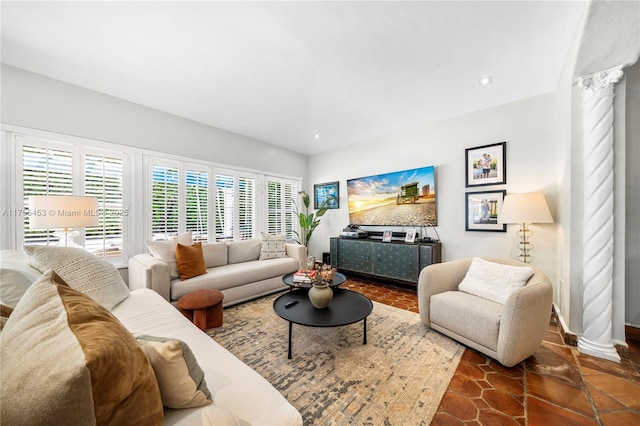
[517,224,532,264]
[53,229,81,248]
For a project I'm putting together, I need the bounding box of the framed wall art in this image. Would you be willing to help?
[465,142,506,187]
[465,190,507,232]
[314,181,339,209]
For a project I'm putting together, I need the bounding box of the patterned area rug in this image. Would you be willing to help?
[208,292,464,425]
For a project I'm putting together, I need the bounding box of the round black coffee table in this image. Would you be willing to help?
[273,288,373,359]
[282,271,347,289]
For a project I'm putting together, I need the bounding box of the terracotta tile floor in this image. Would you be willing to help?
[343,276,640,425]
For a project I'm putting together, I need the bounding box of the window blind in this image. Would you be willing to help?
[151,164,179,240]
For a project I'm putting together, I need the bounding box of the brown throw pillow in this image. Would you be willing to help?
[176,242,207,281]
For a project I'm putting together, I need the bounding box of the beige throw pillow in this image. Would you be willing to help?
[202,242,228,268]
[136,335,213,409]
[458,257,534,304]
[146,231,193,278]
[23,245,129,310]
[226,239,262,264]
[0,270,163,425]
[259,233,287,260]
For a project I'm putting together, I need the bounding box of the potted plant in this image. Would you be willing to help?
[292,190,333,248]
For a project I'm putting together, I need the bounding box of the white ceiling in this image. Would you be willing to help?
[1,1,585,155]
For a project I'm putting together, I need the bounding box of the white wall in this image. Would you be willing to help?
[626,60,640,327]
[0,64,308,180]
[307,93,559,286]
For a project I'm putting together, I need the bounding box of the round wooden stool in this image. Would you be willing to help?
[177,289,224,331]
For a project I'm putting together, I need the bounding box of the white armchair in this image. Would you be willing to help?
[418,257,553,367]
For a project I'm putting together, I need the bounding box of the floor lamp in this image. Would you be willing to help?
[499,193,553,264]
[28,196,99,247]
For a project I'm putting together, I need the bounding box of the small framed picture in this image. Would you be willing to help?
[314,181,340,209]
[382,230,393,242]
[465,190,507,232]
[465,142,506,187]
[404,229,416,243]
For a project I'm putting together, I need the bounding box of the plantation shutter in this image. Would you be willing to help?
[267,180,282,235]
[284,182,296,240]
[22,145,73,245]
[238,176,255,240]
[215,173,234,240]
[151,164,179,240]
[185,169,208,242]
[84,154,124,258]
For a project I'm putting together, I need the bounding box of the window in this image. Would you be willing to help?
[151,164,179,240]
[185,169,208,242]
[215,173,234,240]
[238,175,255,240]
[17,138,127,263]
[266,177,297,239]
[84,154,125,258]
[22,145,73,245]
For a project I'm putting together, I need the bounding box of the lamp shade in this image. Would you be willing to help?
[499,193,553,224]
[28,196,99,229]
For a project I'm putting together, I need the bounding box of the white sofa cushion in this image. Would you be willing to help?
[23,245,130,310]
[146,231,193,278]
[226,239,261,264]
[458,257,533,304]
[202,242,228,268]
[112,288,303,425]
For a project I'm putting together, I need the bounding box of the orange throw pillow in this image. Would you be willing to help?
[176,242,207,281]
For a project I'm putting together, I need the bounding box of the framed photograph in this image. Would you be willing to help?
[465,142,506,187]
[314,181,339,209]
[465,190,507,232]
[382,230,393,242]
[404,229,416,243]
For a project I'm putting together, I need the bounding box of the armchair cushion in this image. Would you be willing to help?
[458,257,533,304]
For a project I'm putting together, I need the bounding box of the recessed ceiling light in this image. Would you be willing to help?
[479,76,493,86]
[314,134,321,139]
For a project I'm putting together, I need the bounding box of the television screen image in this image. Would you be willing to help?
[347,165,436,226]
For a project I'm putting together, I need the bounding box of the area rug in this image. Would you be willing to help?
[207,292,465,425]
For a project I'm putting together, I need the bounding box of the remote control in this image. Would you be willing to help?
[284,300,298,308]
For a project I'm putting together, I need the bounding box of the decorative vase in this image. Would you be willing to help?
[308,281,333,309]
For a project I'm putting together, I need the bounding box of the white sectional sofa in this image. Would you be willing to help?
[0,249,303,425]
[129,238,306,306]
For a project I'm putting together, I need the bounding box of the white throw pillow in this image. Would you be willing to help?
[259,233,287,260]
[458,257,534,304]
[146,231,193,278]
[23,245,130,310]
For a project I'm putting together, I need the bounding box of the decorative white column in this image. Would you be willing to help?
[577,67,623,362]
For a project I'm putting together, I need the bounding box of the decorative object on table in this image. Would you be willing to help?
[28,195,99,247]
[347,165,436,226]
[292,256,318,283]
[498,192,554,263]
[320,264,335,281]
[465,141,506,187]
[291,191,332,247]
[465,190,507,232]
[404,229,416,243]
[313,181,339,209]
[307,265,333,309]
[382,230,392,242]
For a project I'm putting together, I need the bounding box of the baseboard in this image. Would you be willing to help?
[626,325,640,341]
[552,304,578,346]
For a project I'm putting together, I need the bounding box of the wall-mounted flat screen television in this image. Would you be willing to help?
[347,165,436,226]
